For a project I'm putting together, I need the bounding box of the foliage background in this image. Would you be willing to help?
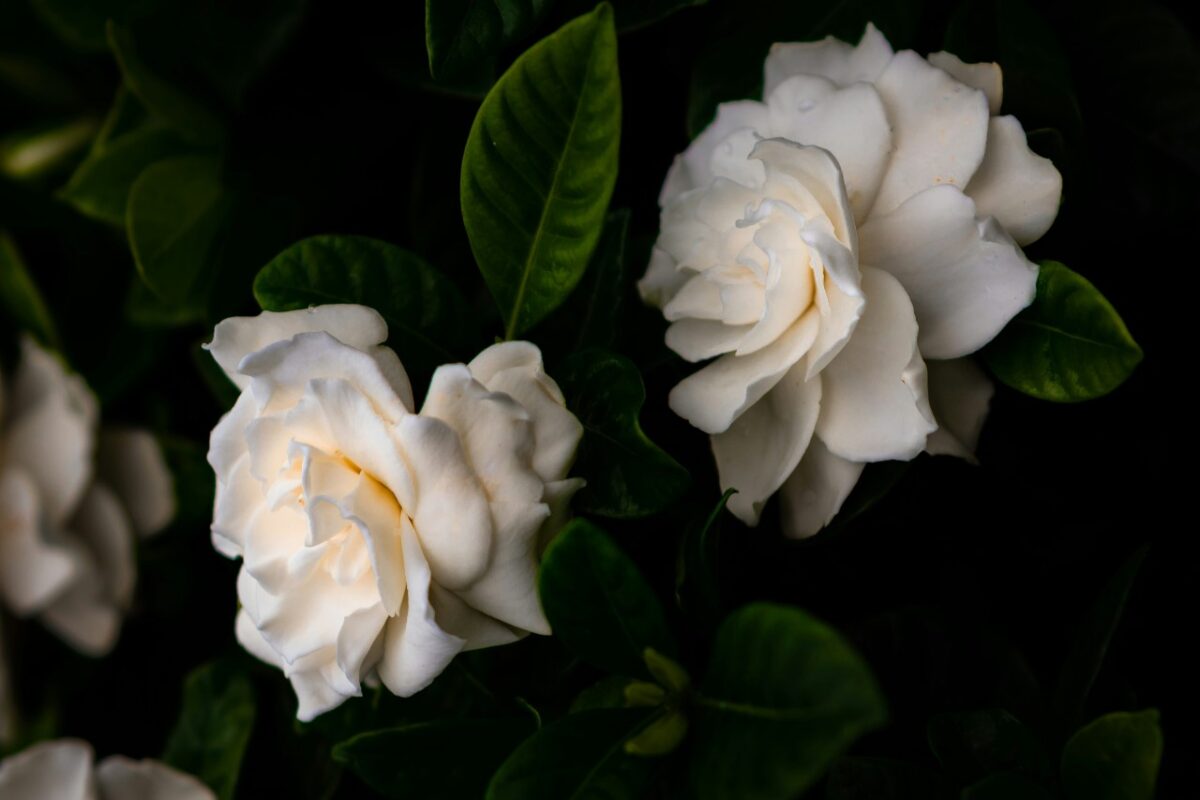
[0,0,1189,796]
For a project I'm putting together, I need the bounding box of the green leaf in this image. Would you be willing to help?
[487,709,657,800]
[60,88,191,225]
[253,235,470,379]
[825,757,955,800]
[126,154,229,314]
[107,21,225,146]
[962,771,1055,800]
[1053,547,1148,740]
[1061,710,1162,800]
[538,208,630,355]
[984,262,1142,402]
[0,231,59,348]
[425,0,552,83]
[539,519,676,677]
[162,661,256,800]
[927,709,1044,784]
[334,718,536,800]
[557,349,689,518]
[691,603,887,800]
[461,2,621,338]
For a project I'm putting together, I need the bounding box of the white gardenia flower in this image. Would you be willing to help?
[0,739,214,800]
[206,305,584,720]
[641,24,1061,536]
[0,337,175,655]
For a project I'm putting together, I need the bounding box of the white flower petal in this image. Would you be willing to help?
[38,555,122,657]
[2,341,96,526]
[766,76,892,220]
[860,185,1038,359]
[637,247,690,308]
[669,309,819,434]
[335,604,388,691]
[239,332,411,423]
[804,281,865,380]
[752,139,857,252]
[815,267,936,462]
[96,429,175,539]
[205,305,390,390]
[378,516,466,697]
[0,739,96,800]
[300,379,416,513]
[925,358,994,461]
[70,483,135,610]
[453,496,550,634]
[468,342,583,484]
[95,756,215,800]
[393,415,493,590]
[966,115,1063,246]
[666,319,753,362]
[927,51,1003,114]
[779,437,865,538]
[430,585,523,651]
[712,363,822,526]
[871,50,990,215]
[764,22,893,94]
[660,101,769,204]
[0,469,80,615]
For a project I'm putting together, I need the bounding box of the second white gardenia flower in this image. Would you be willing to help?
[0,739,213,799]
[641,24,1061,536]
[0,337,175,655]
[206,305,583,720]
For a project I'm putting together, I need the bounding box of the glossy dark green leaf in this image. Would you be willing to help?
[1053,547,1147,739]
[985,262,1142,402]
[1061,710,1162,800]
[461,3,621,338]
[927,709,1043,784]
[825,757,955,800]
[333,718,535,800]
[425,0,551,83]
[675,488,734,621]
[126,154,229,315]
[487,709,656,800]
[107,21,225,146]
[962,772,1055,800]
[539,519,675,677]
[162,661,256,800]
[59,91,190,224]
[557,349,689,518]
[541,209,630,353]
[0,231,59,347]
[691,603,887,800]
[253,235,470,378]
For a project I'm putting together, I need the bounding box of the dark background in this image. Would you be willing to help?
[0,0,1191,796]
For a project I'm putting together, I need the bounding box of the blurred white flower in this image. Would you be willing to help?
[0,337,175,655]
[641,24,1060,536]
[207,305,583,720]
[0,739,213,799]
